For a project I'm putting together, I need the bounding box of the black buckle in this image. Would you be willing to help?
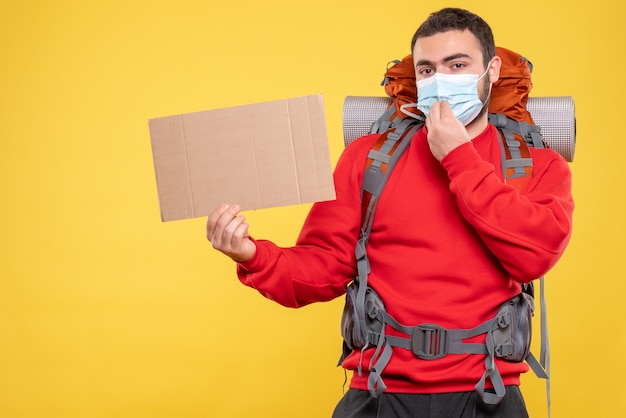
[411,324,449,360]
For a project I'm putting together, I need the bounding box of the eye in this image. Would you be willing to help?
[418,68,434,76]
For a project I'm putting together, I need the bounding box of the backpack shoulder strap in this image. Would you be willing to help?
[489,113,545,192]
[360,118,422,236]
[351,120,421,397]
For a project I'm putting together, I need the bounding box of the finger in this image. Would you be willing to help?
[220,212,246,246]
[427,101,446,128]
[207,204,230,241]
[208,204,240,244]
[207,204,232,241]
[425,101,437,130]
[429,101,441,120]
[438,100,455,121]
[230,220,250,249]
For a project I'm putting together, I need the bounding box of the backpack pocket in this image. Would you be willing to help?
[493,292,534,362]
[340,281,386,351]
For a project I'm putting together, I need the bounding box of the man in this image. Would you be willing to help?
[207,7,574,418]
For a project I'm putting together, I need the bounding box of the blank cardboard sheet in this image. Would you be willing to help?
[148,95,336,222]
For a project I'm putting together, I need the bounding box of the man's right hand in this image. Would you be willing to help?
[206,204,256,263]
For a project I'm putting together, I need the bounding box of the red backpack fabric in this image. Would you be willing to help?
[489,47,534,124]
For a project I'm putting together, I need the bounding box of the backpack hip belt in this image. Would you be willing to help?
[342,279,537,404]
[367,316,492,360]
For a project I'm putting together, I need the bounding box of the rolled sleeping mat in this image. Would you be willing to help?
[342,96,576,162]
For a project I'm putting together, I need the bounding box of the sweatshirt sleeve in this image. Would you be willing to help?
[441,141,574,282]
[234,141,370,308]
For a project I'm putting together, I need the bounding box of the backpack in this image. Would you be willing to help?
[376,47,535,125]
[340,47,552,412]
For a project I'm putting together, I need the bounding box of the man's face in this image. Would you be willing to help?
[412,29,495,103]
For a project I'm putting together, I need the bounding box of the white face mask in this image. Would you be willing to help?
[415,65,491,126]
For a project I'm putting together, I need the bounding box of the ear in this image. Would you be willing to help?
[488,55,501,83]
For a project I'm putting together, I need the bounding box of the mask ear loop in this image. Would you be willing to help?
[479,59,495,111]
[478,57,496,82]
[399,103,425,121]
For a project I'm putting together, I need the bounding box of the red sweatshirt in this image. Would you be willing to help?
[237,123,574,394]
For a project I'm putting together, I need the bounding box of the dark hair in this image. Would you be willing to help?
[410,8,496,67]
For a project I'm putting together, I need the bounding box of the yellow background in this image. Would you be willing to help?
[1,0,623,417]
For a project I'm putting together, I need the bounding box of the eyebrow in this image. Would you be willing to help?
[415,53,472,67]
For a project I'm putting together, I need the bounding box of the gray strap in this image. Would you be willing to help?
[497,129,508,178]
[366,149,392,164]
[529,129,545,149]
[370,313,494,356]
[504,158,534,169]
[448,322,493,354]
[526,352,548,379]
[538,276,551,417]
[362,167,385,196]
[370,106,397,134]
[523,277,550,416]
[490,113,541,180]
[500,128,527,178]
[369,333,489,356]
[367,318,392,397]
[515,120,544,149]
[380,310,415,335]
[367,341,392,397]
[390,117,422,139]
[474,325,507,405]
[354,123,419,350]
[354,239,370,344]
[360,124,420,244]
